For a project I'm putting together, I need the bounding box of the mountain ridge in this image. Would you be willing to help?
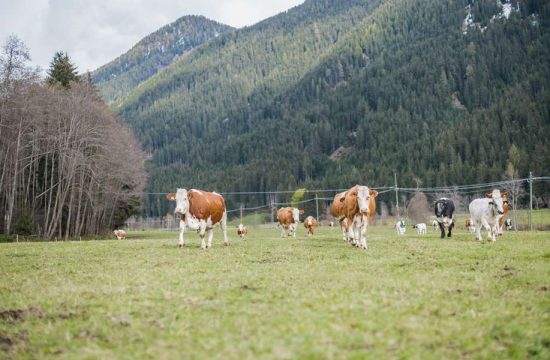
[92,15,234,103]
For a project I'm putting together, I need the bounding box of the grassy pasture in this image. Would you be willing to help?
[1,225,549,359]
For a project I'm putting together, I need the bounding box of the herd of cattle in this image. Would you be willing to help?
[114,186,512,249]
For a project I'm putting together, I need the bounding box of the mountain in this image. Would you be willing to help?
[99,0,550,217]
[92,15,234,103]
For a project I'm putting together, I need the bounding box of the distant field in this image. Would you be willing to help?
[1,226,549,358]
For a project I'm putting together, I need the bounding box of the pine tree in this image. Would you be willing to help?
[47,51,79,88]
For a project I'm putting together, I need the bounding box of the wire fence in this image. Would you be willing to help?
[124,175,550,232]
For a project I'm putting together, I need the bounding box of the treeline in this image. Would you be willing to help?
[110,0,550,217]
[0,36,146,238]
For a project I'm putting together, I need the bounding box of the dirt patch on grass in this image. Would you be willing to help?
[0,331,27,353]
[240,285,259,291]
[0,307,43,323]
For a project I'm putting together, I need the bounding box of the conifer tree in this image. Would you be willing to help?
[47,51,79,88]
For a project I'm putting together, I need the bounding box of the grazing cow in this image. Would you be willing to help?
[303,216,318,236]
[330,191,351,241]
[465,218,476,233]
[413,223,427,234]
[237,224,248,239]
[277,207,304,238]
[468,189,507,242]
[113,229,126,240]
[341,185,378,249]
[434,198,455,238]
[497,194,510,235]
[166,189,228,249]
[395,220,406,235]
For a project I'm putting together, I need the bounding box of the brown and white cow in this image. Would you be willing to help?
[303,216,318,236]
[276,207,304,238]
[166,189,228,248]
[113,229,126,240]
[237,224,248,239]
[341,185,378,249]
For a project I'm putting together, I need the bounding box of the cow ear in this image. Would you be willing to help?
[166,193,176,201]
[370,189,379,197]
[485,193,492,198]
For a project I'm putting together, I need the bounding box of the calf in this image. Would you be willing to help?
[113,229,126,240]
[497,195,510,235]
[395,220,406,235]
[468,189,507,241]
[237,224,248,239]
[303,216,318,236]
[412,223,427,234]
[504,218,512,231]
[432,220,438,230]
[277,207,304,238]
[434,198,455,238]
[465,218,475,233]
[166,189,228,248]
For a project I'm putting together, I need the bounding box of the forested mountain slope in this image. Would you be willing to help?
[109,0,550,216]
[92,15,233,103]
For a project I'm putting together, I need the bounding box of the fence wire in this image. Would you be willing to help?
[126,176,550,232]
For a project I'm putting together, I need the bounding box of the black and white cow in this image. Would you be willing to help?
[434,198,455,238]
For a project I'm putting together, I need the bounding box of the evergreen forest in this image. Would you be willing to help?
[93,0,550,217]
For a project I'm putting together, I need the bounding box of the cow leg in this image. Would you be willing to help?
[340,222,347,241]
[447,221,454,238]
[438,222,445,239]
[474,220,483,241]
[291,224,297,238]
[178,219,186,248]
[280,226,286,238]
[220,211,229,246]
[206,229,214,248]
[480,218,492,241]
[199,221,207,249]
[359,217,368,250]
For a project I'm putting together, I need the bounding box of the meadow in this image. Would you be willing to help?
[1,225,549,359]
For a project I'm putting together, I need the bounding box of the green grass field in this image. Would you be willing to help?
[1,226,549,359]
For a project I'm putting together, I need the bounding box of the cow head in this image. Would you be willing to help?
[353,185,372,215]
[166,188,190,215]
[485,189,506,215]
[435,199,446,217]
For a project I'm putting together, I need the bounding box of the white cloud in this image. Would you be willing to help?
[0,0,304,72]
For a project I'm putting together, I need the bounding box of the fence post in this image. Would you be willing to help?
[529,171,533,231]
[315,193,319,223]
[394,172,399,218]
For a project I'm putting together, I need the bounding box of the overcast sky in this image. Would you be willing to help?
[0,0,304,73]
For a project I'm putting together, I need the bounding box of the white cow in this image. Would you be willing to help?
[413,223,427,234]
[468,189,507,242]
[395,220,406,235]
[431,220,438,230]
